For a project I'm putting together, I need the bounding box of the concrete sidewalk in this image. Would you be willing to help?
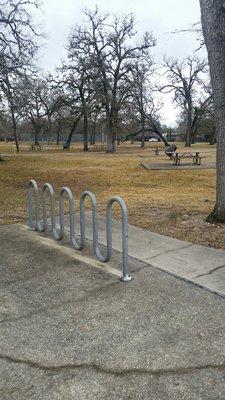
[62,213,225,296]
[1,224,225,399]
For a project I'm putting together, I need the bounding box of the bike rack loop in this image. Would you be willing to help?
[27,179,132,282]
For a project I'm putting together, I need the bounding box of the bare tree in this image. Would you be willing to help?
[54,71,85,150]
[18,76,51,144]
[160,56,208,147]
[61,47,97,151]
[67,8,156,153]
[199,0,225,222]
[0,0,41,152]
[130,62,151,148]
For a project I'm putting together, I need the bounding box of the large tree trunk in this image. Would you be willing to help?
[83,113,88,151]
[56,121,61,145]
[200,0,225,222]
[185,106,192,147]
[141,115,145,148]
[64,124,76,150]
[210,126,216,145]
[90,118,96,145]
[63,117,81,149]
[106,118,116,153]
[11,108,19,153]
[154,130,169,147]
[34,127,40,146]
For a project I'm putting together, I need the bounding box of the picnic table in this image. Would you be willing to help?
[90,144,106,152]
[173,152,205,166]
[29,144,43,151]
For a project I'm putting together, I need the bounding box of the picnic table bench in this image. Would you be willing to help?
[173,152,205,166]
[91,144,106,152]
[29,144,43,151]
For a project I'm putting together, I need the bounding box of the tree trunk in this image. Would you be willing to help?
[155,131,169,147]
[83,113,88,151]
[11,108,19,153]
[106,118,115,153]
[64,125,76,149]
[140,112,145,148]
[185,107,192,147]
[200,0,225,222]
[93,129,96,145]
[191,127,198,144]
[56,121,61,145]
[210,126,216,145]
[34,128,39,146]
[63,118,81,149]
[90,123,95,145]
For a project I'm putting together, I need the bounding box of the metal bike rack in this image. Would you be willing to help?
[27,179,132,282]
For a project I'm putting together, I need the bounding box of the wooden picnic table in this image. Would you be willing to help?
[29,144,43,151]
[91,144,106,152]
[173,152,205,166]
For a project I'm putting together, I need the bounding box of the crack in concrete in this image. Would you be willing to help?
[143,243,193,261]
[0,353,225,378]
[0,280,120,325]
[194,264,225,279]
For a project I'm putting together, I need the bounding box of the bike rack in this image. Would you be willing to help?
[27,179,132,282]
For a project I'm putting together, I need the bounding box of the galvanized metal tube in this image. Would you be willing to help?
[59,187,84,250]
[106,197,131,282]
[79,191,111,262]
[27,180,132,282]
[28,179,39,230]
[42,183,63,240]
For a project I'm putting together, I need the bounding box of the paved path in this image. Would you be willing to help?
[62,213,225,296]
[0,224,225,399]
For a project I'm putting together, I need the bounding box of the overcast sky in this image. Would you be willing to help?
[38,0,203,126]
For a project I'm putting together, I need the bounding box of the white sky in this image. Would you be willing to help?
[37,0,203,126]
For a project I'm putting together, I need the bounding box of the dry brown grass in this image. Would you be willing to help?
[1,140,223,250]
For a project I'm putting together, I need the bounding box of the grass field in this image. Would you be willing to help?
[1,140,224,250]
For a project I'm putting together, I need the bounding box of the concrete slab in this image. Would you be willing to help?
[148,244,225,279]
[62,213,192,260]
[1,224,225,399]
[62,213,225,296]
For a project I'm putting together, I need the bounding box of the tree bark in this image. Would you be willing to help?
[56,121,61,145]
[34,127,40,146]
[63,118,80,149]
[141,114,145,148]
[210,126,216,145]
[90,118,96,145]
[64,125,76,149]
[83,113,88,151]
[10,107,19,153]
[200,0,225,222]
[106,118,116,153]
[185,103,192,147]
